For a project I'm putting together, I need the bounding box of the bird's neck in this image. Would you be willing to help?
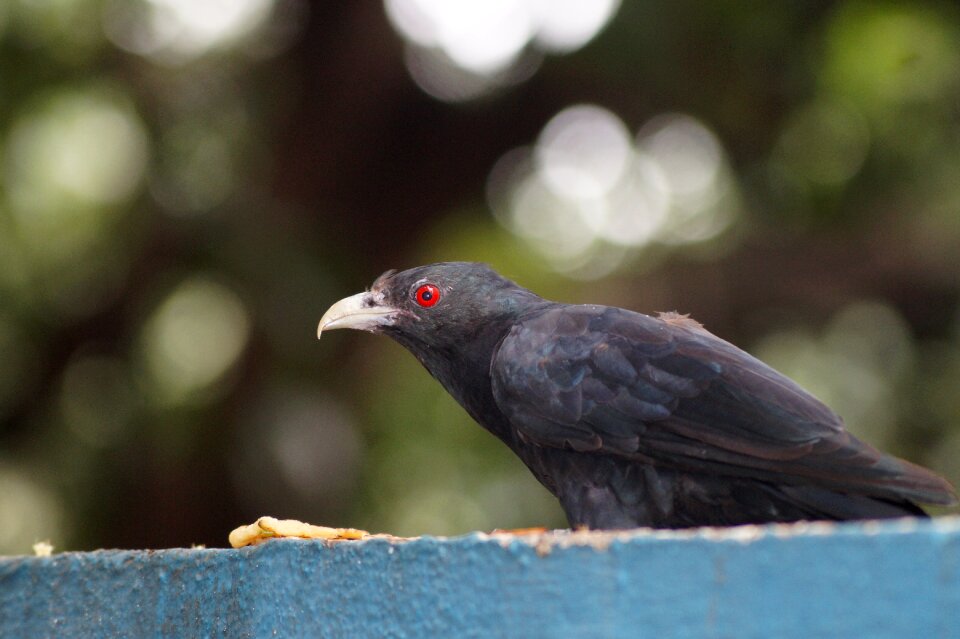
[390,316,517,441]
[429,319,508,391]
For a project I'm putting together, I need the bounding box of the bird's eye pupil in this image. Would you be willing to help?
[415,284,440,307]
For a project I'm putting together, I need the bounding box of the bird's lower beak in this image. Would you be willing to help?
[317,292,400,338]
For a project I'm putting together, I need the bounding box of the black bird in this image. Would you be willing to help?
[318,262,957,529]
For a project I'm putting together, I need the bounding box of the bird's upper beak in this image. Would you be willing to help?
[317,292,400,338]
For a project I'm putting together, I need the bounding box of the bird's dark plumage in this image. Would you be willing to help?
[318,262,957,529]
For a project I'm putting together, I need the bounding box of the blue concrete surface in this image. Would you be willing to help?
[2,518,959,638]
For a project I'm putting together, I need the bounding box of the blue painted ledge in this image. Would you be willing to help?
[2,517,959,639]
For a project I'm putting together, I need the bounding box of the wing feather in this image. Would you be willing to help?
[491,305,956,505]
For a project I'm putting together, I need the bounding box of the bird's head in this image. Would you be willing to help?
[318,262,542,373]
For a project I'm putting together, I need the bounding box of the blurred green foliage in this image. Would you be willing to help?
[1,0,959,552]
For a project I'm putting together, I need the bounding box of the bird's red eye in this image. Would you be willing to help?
[414,283,440,308]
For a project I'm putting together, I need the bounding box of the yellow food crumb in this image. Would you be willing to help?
[32,541,54,557]
[229,516,369,548]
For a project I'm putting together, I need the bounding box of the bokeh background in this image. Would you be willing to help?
[1,0,959,552]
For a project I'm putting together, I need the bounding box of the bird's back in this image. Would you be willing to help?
[489,304,955,528]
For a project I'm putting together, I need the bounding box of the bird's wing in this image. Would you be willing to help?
[491,305,956,505]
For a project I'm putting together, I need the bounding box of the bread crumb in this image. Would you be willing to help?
[229,516,369,548]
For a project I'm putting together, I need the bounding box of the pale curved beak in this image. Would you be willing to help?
[317,292,400,338]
